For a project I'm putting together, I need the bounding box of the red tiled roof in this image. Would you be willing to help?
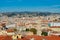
[6,29,15,32]
[18,35,60,40]
[0,35,12,40]
[0,35,60,40]
[41,20,49,22]
[50,26,60,28]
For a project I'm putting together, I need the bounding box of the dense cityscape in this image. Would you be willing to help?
[0,0,60,40]
[0,12,60,40]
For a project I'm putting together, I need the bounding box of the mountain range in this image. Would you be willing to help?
[0,11,60,17]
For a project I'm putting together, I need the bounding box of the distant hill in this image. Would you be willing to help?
[0,11,60,17]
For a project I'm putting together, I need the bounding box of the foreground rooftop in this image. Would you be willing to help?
[0,35,60,40]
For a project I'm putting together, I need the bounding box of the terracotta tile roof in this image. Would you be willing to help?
[6,29,15,32]
[18,35,60,40]
[41,20,49,22]
[50,26,60,28]
[0,35,12,40]
[0,35,60,40]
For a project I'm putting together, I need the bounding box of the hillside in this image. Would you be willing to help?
[0,12,60,17]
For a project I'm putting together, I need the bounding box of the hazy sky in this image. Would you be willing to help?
[0,0,60,13]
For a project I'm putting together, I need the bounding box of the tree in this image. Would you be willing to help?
[25,28,30,31]
[14,28,17,32]
[30,28,37,34]
[41,32,48,36]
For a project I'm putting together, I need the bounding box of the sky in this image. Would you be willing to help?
[0,0,60,13]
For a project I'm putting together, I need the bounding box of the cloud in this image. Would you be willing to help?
[50,5,60,8]
[40,5,60,13]
[0,4,60,13]
[5,0,22,2]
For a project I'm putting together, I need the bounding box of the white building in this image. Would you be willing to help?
[49,22,60,26]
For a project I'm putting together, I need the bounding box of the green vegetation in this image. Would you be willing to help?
[25,28,37,34]
[41,32,48,36]
[25,28,30,31]
[30,28,37,34]
[14,28,17,31]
